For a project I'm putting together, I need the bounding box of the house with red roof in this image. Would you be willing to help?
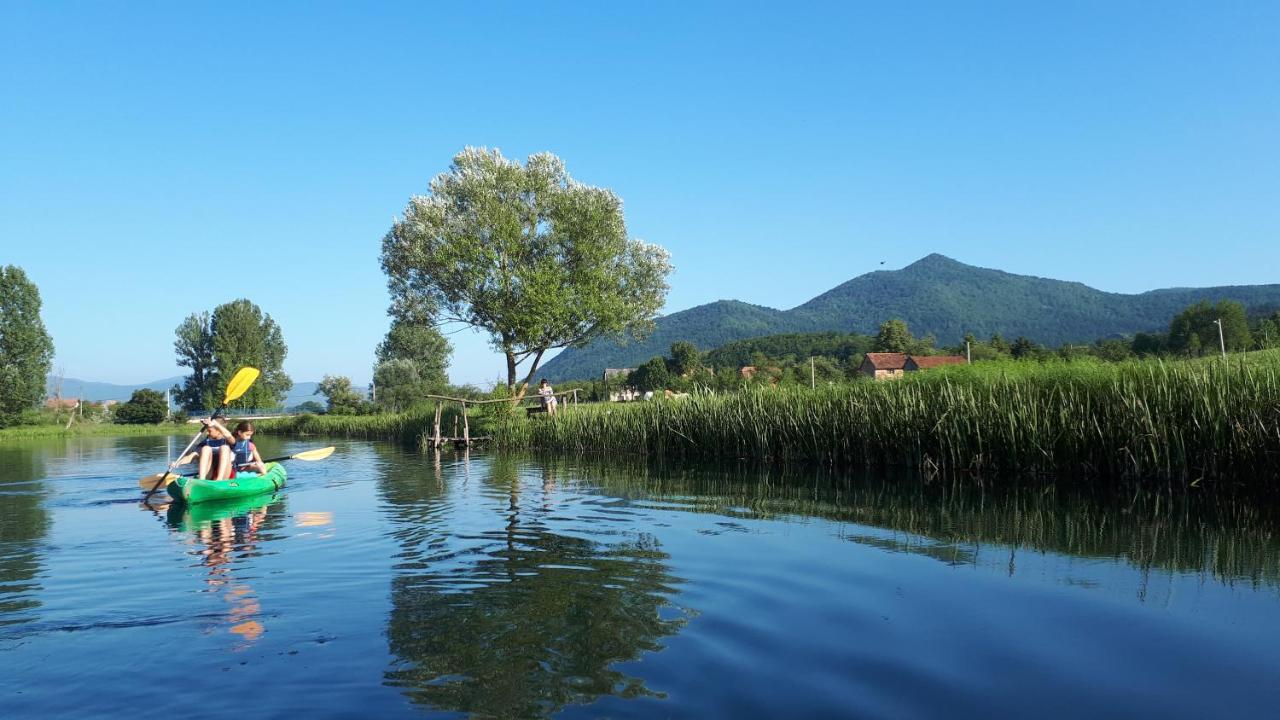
[859,353,968,380]
[905,355,967,371]
[858,353,909,380]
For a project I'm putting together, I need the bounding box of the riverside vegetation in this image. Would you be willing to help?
[498,351,1280,489]
[253,350,1280,490]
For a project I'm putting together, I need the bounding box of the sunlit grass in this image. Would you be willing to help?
[496,352,1280,486]
[0,422,189,441]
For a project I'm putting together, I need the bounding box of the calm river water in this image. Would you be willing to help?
[3,435,1280,718]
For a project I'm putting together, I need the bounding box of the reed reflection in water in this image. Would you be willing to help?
[578,458,1280,594]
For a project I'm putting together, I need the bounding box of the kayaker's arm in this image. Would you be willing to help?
[206,418,233,438]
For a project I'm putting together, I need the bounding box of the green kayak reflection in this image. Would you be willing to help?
[167,493,287,649]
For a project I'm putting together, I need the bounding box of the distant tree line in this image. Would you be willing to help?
[550,300,1280,396]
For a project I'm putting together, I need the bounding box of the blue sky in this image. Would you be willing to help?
[3,2,1277,387]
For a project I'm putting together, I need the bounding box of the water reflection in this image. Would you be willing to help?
[0,443,50,632]
[377,453,687,717]
[577,459,1280,592]
[164,495,288,650]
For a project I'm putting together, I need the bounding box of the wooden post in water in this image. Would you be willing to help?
[462,401,470,446]
[432,401,443,449]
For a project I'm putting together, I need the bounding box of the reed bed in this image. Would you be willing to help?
[497,353,1280,488]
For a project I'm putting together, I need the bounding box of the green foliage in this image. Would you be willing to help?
[317,375,368,415]
[1168,300,1251,356]
[256,405,464,449]
[373,359,430,412]
[0,266,55,426]
[381,147,672,390]
[705,332,874,369]
[1009,336,1043,359]
[113,389,168,424]
[173,311,213,410]
[499,351,1280,487]
[873,319,912,353]
[668,341,703,377]
[174,299,292,410]
[292,400,325,414]
[629,357,671,392]
[376,318,451,390]
[1252,311,1280,350]
[1131,332,1165,356]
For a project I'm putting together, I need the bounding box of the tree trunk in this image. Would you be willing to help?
[505,350,518,390]
[508,347,547,406]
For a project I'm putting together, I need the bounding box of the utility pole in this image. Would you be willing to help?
[1213,318,1227,359]
[966,341,972,364]
[810,357,815,389]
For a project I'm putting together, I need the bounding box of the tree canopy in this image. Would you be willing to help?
[317,375,366,415]
[1167,300,1250,356]
[668,341,703,377]
[380,147,672,396]
[113,389,168,424]
[373,317,452,410]
[0,266,55,425]
[174,299,292,410]
[629,357,671,393]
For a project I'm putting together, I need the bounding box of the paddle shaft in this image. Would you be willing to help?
[178,449,330,475]
[143,412,222,502]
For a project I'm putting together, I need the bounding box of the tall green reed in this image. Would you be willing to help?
[497,353,1280,487]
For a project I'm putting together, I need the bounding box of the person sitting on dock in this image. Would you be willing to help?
[538,378,558,417]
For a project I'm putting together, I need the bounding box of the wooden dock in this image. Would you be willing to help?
[421,388,579,450]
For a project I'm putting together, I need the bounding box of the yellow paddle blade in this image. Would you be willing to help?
[223,367,260,405]
[138,472,180,489]
[291,446,335,461]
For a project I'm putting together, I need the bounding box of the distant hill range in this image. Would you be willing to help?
[540,254,1280,381]
[45,375,322,408]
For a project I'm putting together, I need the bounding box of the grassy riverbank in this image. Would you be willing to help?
[497,352,1280,488]
[0,422,189,441]
[254,406,468,448]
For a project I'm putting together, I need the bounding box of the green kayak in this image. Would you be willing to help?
[168,462,287,504]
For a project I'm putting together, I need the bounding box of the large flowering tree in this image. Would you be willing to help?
[380,148,672,398]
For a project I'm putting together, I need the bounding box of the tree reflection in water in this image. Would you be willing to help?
[0,443,49,632]
[379,453,687,717]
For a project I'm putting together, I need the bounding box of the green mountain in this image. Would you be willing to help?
[539,254,1280,380]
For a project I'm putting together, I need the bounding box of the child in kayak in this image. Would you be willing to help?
[172,418,235,480]
[231,421,267,475]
